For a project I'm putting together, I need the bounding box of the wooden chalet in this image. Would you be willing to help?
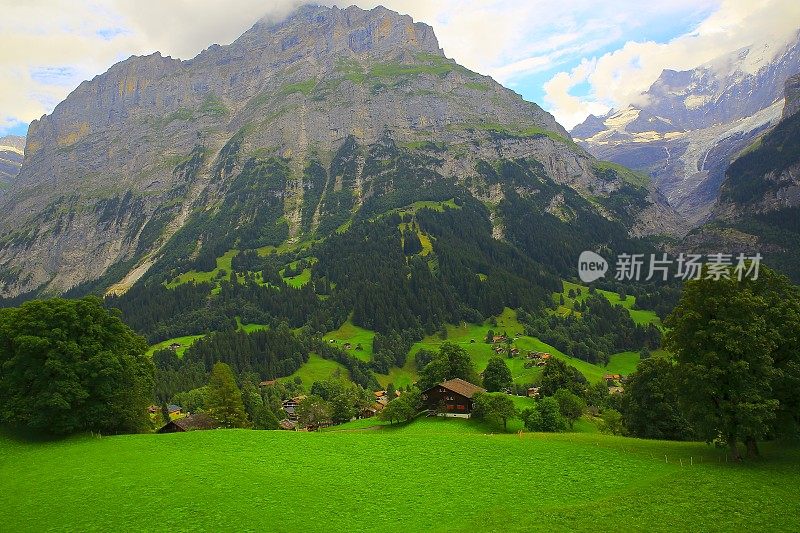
[157,413,220,433]
[282,396,306,420]
[169,343,182,350]
[526,387,540,398]
[422,378,486,418]
[259,379,277,387]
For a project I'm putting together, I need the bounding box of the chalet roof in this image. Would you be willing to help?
[162,413,219,432]
[431,378,485,399]
[279,419,297,430]
[167,404,182,412]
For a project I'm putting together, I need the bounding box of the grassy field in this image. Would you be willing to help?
[322,321,376,362]
[165,249,238,290]
[554,280,661,327]
[282,353,350,389]
[2,419,798,532]
[145,334,205,357]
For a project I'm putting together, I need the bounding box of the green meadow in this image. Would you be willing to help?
[2,418,798,532]
[554,280,661,327]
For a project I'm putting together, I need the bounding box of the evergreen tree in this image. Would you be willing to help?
[252,403,280,430]
[205,362,250,428]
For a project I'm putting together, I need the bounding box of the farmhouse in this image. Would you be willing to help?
[157,413,219,433]
[526,387,540,398]
[259,379,277,387]
[422,378,486,418]
[282,396,306,420]
[169,343,182,350]
[492,335,506,343]
[167,404,182,415]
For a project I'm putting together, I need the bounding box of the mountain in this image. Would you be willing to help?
[0,135,24,193]
[0,4,676,302]
[572,32,800,225]
[683,72,800,281]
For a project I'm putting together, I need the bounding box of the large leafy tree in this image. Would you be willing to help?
[482,357,513,392]
[665,265,800,460]
[378,389,422,424]
[418,342,478,390]
[539,358,586,397]
[521,397,566,432]
[0,297,154,435]
[296,395,332,428]
[472,392,518,431]
[205,362,250,428]
[622,357,693,440]
[553,389,586,429]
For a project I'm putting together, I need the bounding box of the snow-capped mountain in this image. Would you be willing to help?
[572,31,800,225]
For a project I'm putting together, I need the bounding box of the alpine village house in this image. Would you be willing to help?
[422,378,486,418]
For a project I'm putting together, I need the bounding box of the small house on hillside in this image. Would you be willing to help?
[492,335,506,344]
[259,379,277,387]
[282,396,306,421]
[422,378,486,418]
[167,404,182,415]
[169,343,182,350]
[157,413,219,433]
[526,387,540,398]
[608,386,624,395]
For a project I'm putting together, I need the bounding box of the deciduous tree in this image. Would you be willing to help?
[482,357,513,392]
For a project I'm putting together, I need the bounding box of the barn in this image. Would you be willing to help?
[422,378,486,418]
[157,413,220,433]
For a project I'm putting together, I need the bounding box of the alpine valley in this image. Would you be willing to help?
[3,5,800,532]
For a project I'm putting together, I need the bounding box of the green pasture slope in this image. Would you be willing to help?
[297,306,647,389]
[554,280,661,327]
[1,419,798,532]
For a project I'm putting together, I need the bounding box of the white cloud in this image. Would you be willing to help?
[0,0,797,134]
[544,0,800,129]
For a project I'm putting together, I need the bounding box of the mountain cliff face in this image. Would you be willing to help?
[572,32,800,225]
[682,72,800,281]
[0,135,24,193]
[0,5,675,299]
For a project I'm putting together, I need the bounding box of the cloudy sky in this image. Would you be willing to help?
[1,0,798,136]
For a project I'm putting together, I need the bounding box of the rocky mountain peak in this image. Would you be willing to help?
[0,4,674,299]
[783,73,800,118]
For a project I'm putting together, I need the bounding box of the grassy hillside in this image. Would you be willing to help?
[2,420,798,532]
[554,280,661,327]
